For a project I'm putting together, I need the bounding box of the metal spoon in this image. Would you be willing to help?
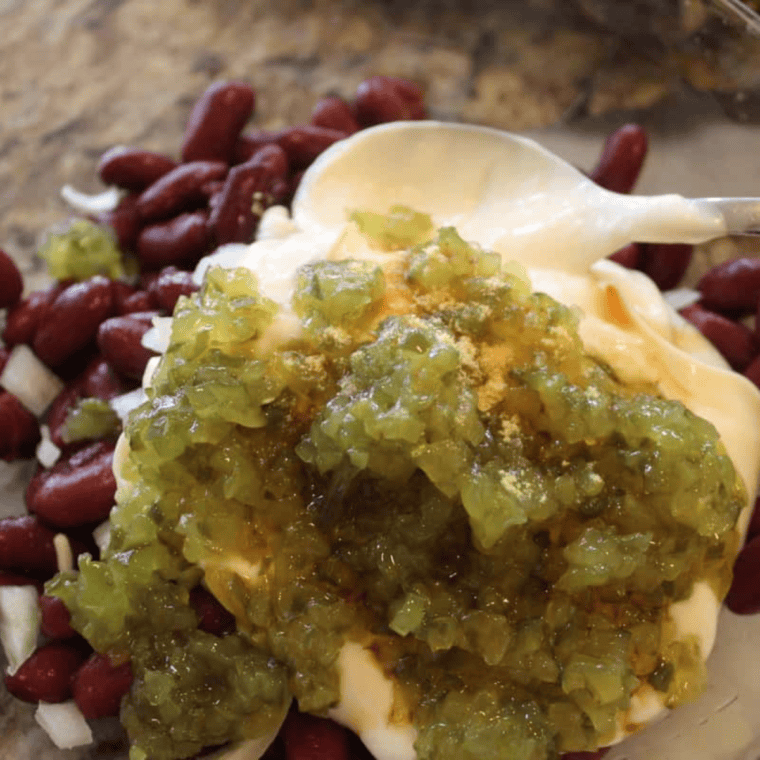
[294,121,760,273]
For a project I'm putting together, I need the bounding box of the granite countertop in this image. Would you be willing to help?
[3,0,760,279]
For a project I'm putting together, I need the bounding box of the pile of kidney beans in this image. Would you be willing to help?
[1,77,760,760]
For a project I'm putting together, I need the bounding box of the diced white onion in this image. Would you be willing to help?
[36,425,61,468]
[0,345,64,416]
[92,520,112,554]
[141,315,173,354]
[53,533,74,573]
[60,184,121,215]
[663,287,701,312]
[35,701,94,749]
[0,585,41,676]
[109,387,147,423]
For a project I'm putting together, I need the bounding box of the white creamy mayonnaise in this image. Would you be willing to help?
[134,122,760,760]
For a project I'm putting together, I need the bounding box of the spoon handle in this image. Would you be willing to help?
[703,198,760,236]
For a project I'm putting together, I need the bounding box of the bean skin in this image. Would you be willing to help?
[27,441,117,528]
[233,129,278,165]
[588,124,648,194]
[137,210,211,269]
[0,515,60,578]
[72,653,133,718]
[148,266,199,313]
[0,572,43,591]
[745,354,760,390]
[639,243,693,291]
[607,243,641,269]
[726,533,760,614]
[189,586,236,636]
[97,311,159,380]
[181,81,256,164]
[311,95,359,134]
[4,642,89,704]
[0,247,23,309]
[98,147,177,192]
[119,290,155,314]
[33,276,116,368]
[276,125,347,170]
[679,303,757,371]
[97,192,142,253]
[0,392,41,461]
[354,76,425,126]
[81,355,131,400]
[698,257,760,314]
[136,161,227,223]
[210,145,288,245]
[39,595,77,640]
[2,282,66,348]
[282,712,349,760]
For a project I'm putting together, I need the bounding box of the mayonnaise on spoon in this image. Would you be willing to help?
[293,120,758,271]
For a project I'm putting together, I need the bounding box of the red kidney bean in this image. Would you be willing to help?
[5,642,89,704]
[112,281,137,311]
[311,95,359,134]
[119,289,155,314]
[148,266,199,313]
[210,145,288,245]
[639,243,693,291]
[745,354,760,390]
[2,282,66,348]
[680,303,757,371]
[40,594,77,640]
[33,277,116,368]
[0,391,41,461]
[282,712,349,760]
[746,496,760,542]
[27,441,116,528]
[698,257,760,315]
[233,129,278,165]
[97,193,142,253]
[726,533,760,613]
[0,247,23,309]
[588,124,648,194]
[354,76,426,126]
[136,161,228,223]
[0,515,59,577]
[190,586,236,636]
[81,355,131,400]
[97,311,159,380]
[0,346,9,373]
[608,243,641,269]
[181,81,256,164]
[0,572,43,592]
[276,125,347,170]
[46,377,86,450]
[137,210,211,269]
[72,652,133,719]
[98,147,177,192]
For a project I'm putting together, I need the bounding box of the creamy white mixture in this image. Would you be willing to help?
[133,123,760,760]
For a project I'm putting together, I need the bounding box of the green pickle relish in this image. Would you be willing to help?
[47,209,745,760]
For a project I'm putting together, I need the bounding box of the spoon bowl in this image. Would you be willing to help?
[294,121,754,273]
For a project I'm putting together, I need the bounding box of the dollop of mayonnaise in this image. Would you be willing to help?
[138,123,760,760]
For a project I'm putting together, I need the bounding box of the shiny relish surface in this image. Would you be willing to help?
[48,209,745,760]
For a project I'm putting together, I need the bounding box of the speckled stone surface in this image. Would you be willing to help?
[3,0,759,280]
